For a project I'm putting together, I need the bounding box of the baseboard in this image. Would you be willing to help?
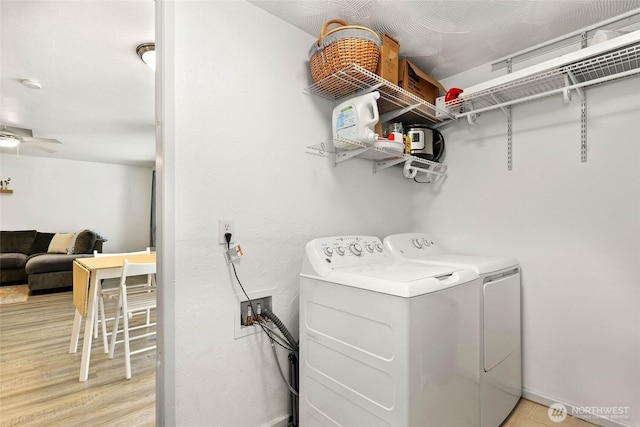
[263,414,291,427]
[523,388,635,427]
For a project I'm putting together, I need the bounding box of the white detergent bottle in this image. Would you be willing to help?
[332,91,380,149]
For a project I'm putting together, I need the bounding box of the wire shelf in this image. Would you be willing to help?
[446,31,640,117]
[305,64,451,124]
[306,138,448,182]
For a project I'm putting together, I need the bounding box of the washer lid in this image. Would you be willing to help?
[302,261,479,298]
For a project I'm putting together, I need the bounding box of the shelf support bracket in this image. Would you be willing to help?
[506,58,513,171]
[350,82,385,99]
[581,94,587,163]
[335,147,369,165]
[465,100,478,126]
[565,71,584,101]
[580,32,588,163]
[380,103,422,124]
[375,157,406,172]
[490,94,509,116]
[562,74,572,104]
[507,107,513,171]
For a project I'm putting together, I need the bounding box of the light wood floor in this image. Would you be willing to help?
[2,290,602,427]
[502,398,599,427]
[0,289,155,426]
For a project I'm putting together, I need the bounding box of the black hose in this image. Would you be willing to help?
[262,308,298,353]
[289,353,299,426]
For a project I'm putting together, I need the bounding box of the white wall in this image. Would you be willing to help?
[0,154,153,252]
[413,66,640,425]
[163,1,413,425]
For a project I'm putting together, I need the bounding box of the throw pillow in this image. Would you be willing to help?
[47,233,75,254]
[72,230,97,254]
[0,230,37,253]
[66,231,80,254]
[31,232,55,254]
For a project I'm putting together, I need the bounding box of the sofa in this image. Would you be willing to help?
[0,230,105,292]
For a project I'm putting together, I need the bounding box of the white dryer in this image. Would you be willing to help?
[383,233,522,427]
[299,236,482,427]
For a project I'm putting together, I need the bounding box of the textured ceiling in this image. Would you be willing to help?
[0,1,155,166]
[2,1,640,166]
[249,0,640,79]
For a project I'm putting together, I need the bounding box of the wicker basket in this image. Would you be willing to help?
[308,20,381,84]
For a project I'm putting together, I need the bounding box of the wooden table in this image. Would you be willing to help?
[69,253,156,381]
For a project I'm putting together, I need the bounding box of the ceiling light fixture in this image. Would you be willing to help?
[0,135,20,148]
[21,79,42,90]
[136,43,156,71]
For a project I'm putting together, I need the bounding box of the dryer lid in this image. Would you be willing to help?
[383,233,518,274]
[411,254,518,275]
[336,261,461,282]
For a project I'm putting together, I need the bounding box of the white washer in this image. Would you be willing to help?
[299,235,482,427]
[383,233,522,427]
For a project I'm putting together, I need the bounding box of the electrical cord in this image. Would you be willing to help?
[256,320,292,350]
[226,233,295,353]
[414,176,435,184]
[232,262,294,352]
[225,233,300,419]
[262,308,298,352]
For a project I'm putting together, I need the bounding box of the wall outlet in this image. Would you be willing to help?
[218,218,235,244]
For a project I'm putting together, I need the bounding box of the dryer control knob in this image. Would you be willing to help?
[365,243,374,253]
[336,246,346,256]
[349,243,363,256]
[412,239,423,249]
[375,243,383,252]
[323,247,334,257]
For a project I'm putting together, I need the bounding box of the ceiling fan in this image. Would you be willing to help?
[0,125,62,156]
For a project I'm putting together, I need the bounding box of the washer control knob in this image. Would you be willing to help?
[412,239,423,249]
[349,243,363,256]
[323,247,334,257]
[365,243,374,253]
[336,246,346,256]
[375,243,383,252]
